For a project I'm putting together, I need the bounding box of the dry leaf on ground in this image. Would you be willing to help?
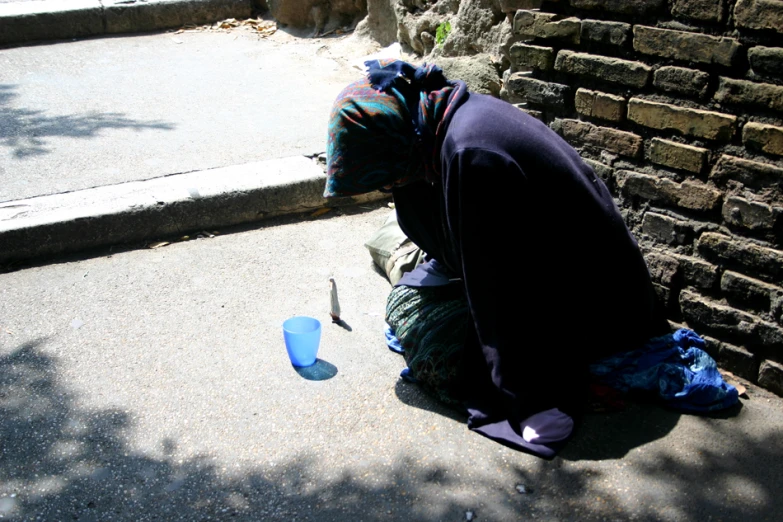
[310,208,332,218]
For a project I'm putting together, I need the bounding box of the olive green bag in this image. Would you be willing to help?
[364,210,426,285]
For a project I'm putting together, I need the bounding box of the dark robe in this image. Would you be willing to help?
[392,92,665,452]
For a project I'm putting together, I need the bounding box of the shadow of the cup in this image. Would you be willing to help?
[282,316,321,367]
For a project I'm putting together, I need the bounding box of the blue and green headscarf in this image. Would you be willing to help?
[324,60,468,198]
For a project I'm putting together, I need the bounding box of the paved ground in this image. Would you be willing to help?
[0,26,372,202]
[2,3,783,521]
[2,203,783,521]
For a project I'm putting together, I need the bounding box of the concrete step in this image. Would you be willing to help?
[0,155,385,265]
[0,0,253,47]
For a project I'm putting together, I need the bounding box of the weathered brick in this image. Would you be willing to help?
[715,78,783,112]
[722,196,778,230]
[697,232,783,278]
[583,158,614,184]
[506,74,570,106]
[652,282,673,308]
[557,119,643,157]
[569,0,665,14]
[753,319,783,346]
[714,340,760,381]
[642,212,694,245]
[616,170,722,210]
[633,26,741,67]
[722,270,781,313]
[680,291,783,351]
[646,251,680,285]
[710,155,783,194]
[672,254,719,289]
[749,46,783,78]
[735,0,783,34]
[555,50,650,88]
[513,11,580,43]
[628,98,737,141]
[499,0,542,14]
[580,19,630,46]
[509,43,556,71]
[652,66,710,98]
[672,0,725,21]
[649,138,707,173]
[517,106,544,121]
[680,288,757,338]
[574,88,626,121]
[758,360,783,397]
[743,122,783,156]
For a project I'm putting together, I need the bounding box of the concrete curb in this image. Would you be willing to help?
[0,156,386,264]
[0,0,253,46]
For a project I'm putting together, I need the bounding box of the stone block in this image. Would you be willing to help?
[652,282,673,308]
[735,0,783,34]
[672,0,725,21]
[749,46,783,78]
[754,318,783,346]
[574,88,626,121]
[646,251,680,285]
[616,170,722,211]
[672,254,719,289]
[758,360,783,397]
[513,11,580,43]
[555,50,650,88]
[722,196,778,230]
[580,19,630,46]
[519,107,545,120]
[710,155,783,194]
[499,0,542,14]
[716,342,759,381]
[509,43,556,71]
[506,74,570,106]
[715,78,783,112]
[569,0,665,14]
[633,25,741,67]
[649,138,708,173]
[722,270,781,312]
[652,66,710,98]
[743,122,783,157]
[627,98,737,141]
[680,288,757,337]
[583,158,614,184]
[642,212,694,245]
[557,119,643,157]
[697,232,783,278]
[0,1,105,45]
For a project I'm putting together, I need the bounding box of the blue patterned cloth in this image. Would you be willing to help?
[589,329,739,412]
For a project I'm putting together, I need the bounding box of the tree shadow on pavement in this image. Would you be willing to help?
[3,341,781,521]
[0,84,174,159]
[0,341,495,521]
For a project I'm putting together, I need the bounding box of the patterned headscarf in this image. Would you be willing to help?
[324,60,467,197]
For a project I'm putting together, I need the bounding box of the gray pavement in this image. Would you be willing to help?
[2,4,783,520]
[0,28,368,202]
[0,20,382,263]
[2,204,783,521]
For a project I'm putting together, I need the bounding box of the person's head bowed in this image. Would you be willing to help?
[324,59,467,198]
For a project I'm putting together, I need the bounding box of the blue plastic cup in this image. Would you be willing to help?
[282,316,321,367]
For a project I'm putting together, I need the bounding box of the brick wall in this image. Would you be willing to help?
[500,0,783,394]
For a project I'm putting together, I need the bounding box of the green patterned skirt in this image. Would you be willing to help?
[385,284,470,406]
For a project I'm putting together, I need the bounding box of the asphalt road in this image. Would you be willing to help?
[2,204,782,521]
[0,27,370,202]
